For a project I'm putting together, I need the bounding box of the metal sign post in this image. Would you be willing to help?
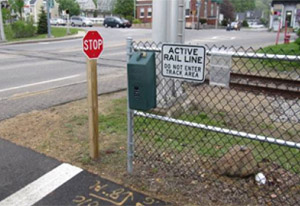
[82,31,104,159]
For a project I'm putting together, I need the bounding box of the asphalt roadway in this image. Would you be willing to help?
[0,27,294,205]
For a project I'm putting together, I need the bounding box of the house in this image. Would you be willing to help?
[269,0,300,30]
[135,0,222,27]
[236,10,264,24]
[76,0,96,17]
[27,0,59,23]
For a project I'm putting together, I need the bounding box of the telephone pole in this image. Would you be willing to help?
[0,3,6,41]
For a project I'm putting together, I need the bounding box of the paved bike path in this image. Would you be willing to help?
[0,138,167,206]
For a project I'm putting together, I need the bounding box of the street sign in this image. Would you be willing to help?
[161,44,206,82]
[82,30,104,160]
[83,31,104,59]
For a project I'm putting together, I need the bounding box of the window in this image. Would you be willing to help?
[147,8,152,18]
[140,8,145,18]
[185,0,191,16]
[211,3,214,16]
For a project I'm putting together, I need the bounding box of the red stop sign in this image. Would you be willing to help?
[82,31,104,59]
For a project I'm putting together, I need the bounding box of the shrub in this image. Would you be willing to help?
[4,25,14,40]
[125,15,133,22]
[242,20,249,27]
[260,18,268,26]
[37,6,48,34]
[132,19,141,24]
[221,19,228,26]
[295,37,300,49]
[11,20,36,38]
[297,29,300,38]
[199,18,207,24]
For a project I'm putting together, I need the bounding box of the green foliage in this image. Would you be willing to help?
[132,18,141,24]
[230,0,255,12]
[8,0,24,20]
[93,10,98,17]
[10,20,35,38]
[221,19,228,26]
[125,15,133,22]
[57,0,80,16]
[1,8,10,23]
[4,24,14,40]
[295,38,300,49]
[113,0,133,18]
[255,0,272,18]
[199,18,207,24]
[37,6,47,34]
[297,29,300,38]
[242,20,249,27]
[260,18,268,26]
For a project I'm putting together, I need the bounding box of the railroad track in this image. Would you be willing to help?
[230,73,300,99]
[198,73,300,99]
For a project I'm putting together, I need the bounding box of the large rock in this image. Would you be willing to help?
[214,145,258,177]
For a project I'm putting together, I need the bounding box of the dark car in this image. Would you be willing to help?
[103,16,125,28]
[121,18,132,28]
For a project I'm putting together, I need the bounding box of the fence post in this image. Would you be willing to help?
[126,37,134,174]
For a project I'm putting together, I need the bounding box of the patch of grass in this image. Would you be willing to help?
[259,43,300,55]
[4,26,82,42]
[98,98,127,135]
[254,43,300,72]
[134,113,300,174]
[71,115,88,126]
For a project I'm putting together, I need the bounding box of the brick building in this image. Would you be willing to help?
[135,0,222,26]
[136,0,153,23]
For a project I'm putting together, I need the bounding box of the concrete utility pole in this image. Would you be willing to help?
[152,0,185,106]
[215,4,219,29]
[47,0,52,38]
[152,0,167,43]
[0,3,6,41]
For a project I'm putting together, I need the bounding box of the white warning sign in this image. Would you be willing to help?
[162,44,206,82]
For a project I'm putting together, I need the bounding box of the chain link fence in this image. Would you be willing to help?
[128,40,300,205]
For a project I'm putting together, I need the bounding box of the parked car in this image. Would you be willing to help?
[50,18,66,26]
[121,18,132,28]
[103,16,126,28]
[70,16,93,27]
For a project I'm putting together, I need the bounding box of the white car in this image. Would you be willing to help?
[50,18,66,26]
[70,16,93,27]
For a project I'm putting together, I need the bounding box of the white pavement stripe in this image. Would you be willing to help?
[0,74,81,93]
[0,163,82,206]
[0,60,62,71]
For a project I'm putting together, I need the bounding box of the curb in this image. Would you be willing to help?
[0,32,86,46]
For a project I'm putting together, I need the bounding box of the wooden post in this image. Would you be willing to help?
[87,59,99,159]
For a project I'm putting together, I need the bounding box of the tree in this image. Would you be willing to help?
[57,0,80,16]
[230,0,255,13]
[113,0,133,17]
[221,0,235,21]
[37,6,47,34]
[8,0,24,20]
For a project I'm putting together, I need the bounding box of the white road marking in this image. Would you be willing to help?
[38,42,50,45]
[230,37,236,40]
[0,60,62,71]
[0,163,82,206]
[212,36,218,39]
[101,51,126,57]
[0,74,81,93]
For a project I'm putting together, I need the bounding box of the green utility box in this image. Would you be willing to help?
[127,51,156,111]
